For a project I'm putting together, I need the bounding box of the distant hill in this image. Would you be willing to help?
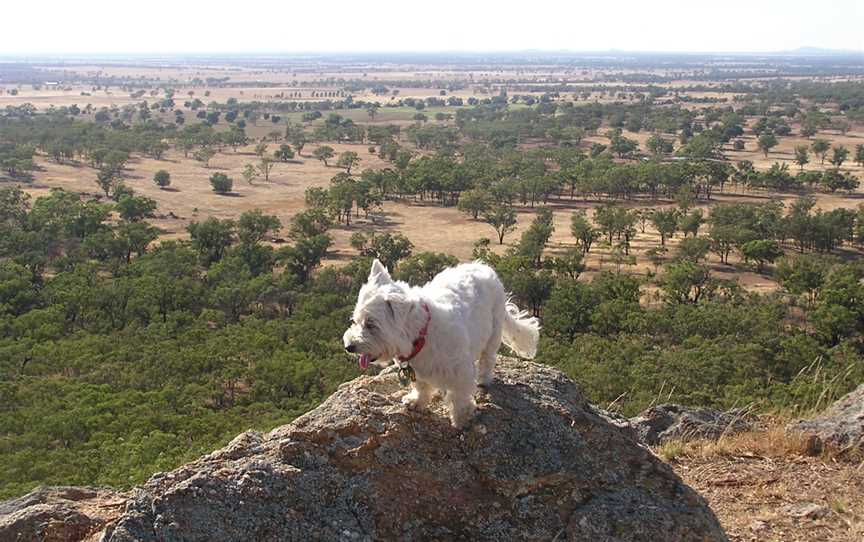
[782,46,863,56]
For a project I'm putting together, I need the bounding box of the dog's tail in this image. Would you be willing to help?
[501,299,540,359]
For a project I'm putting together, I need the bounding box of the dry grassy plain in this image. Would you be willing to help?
[16,125,864,297]
[1,62,757,111]
[5,62,864,295]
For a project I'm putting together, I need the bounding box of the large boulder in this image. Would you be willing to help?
[792,384,864,453]
[3,359,727,542]
[628,404,752,446]
[0,486,126,542]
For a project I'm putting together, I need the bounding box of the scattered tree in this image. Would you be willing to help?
[457,188,491,220]
[153,170,171,189]
[257,157,275,182]
[650,209,679,246]
[483,204,518,245]
[313,146,335,166]
[793,146,809,171]
[741,239,783,273]
[209,173,234,194]
[757,133,778,158]
[830,146,849,169]
[811,139,830,164]
[570,211,598,254]
[193,146,216,168]
[242,164,258,185]
[337,151,360,174]
[274,144,295,162]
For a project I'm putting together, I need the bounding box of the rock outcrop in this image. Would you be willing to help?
[792,384,864,453]
[628,404,752,446]
[0,486,126,542]
[2,359,728,542]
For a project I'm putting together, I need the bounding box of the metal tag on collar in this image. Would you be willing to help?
[398,365,416,386]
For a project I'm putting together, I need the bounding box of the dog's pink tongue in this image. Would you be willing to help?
[359,353,370,370]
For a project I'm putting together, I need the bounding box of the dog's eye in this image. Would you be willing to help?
[365,320,377,331]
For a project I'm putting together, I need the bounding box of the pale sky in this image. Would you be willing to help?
[2,0,862,55]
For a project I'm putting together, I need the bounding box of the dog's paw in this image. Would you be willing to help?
[449,403,476,429]
[401,391,426,411]
[477,373,494,387]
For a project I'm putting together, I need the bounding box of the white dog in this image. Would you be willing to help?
[343,259,540,428]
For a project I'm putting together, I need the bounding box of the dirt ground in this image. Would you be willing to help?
[662,428,864,542]
[675,455,864,542]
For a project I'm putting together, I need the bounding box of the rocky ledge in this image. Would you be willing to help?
[628,403,752,446]
[2,359,727,541]
[0,486,126,542]
[791,383,864,454]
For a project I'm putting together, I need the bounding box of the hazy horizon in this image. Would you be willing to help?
[2,0,862,56]
[1,47,863,60]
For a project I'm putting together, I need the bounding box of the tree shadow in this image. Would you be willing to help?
[52,159,85,168]
[155,211,184,220]
[0,175,35,185]
[831,246,864,261]
[325,250,359,262]
[834,192,864,199]
[367,210,401,228]
[714,191,779,201]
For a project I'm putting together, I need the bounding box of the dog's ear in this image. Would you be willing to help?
[384,293,413,323]
[369,259,391,286]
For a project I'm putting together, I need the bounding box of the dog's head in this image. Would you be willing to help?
[343,259,416,369]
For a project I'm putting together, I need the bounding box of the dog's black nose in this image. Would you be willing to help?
[345,344,357,353]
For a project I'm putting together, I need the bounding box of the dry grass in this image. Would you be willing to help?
[657,423,815,462]
[657,422,864,541]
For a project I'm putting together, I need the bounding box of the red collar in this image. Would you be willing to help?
[397,302,431,363]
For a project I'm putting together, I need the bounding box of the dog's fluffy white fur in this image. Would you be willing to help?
[343,259,540,428]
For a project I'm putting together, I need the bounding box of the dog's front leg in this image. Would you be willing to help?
[402,379,433,411]
[446,383,477,429]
